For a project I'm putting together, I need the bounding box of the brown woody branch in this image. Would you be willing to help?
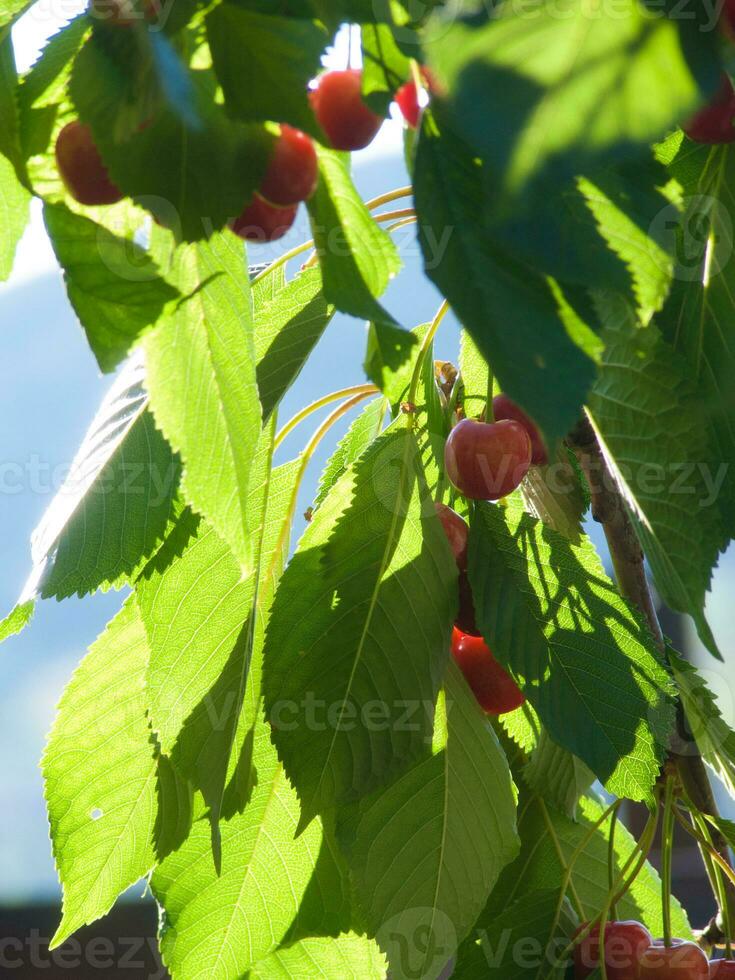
[567,414,734,947]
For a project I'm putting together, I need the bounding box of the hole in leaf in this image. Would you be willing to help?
[90,808,103,821]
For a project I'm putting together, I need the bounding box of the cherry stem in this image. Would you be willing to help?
[274,385,378,449]
[365,186,413,211]
[608,804,620,922]
[406,298,450,415]
[542,796,620,966]
[662,775,676,948]
[676,808,735,956]
[485,361,495,422]
[562,796,661,968]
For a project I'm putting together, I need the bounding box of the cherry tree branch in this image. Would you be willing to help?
[567,414,734,946]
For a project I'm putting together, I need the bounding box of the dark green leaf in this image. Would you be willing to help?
[657,139,735,543]
[468,496,674,801]
[453,888,577,980]
[207,5,327,135]
[427,0,719,201]
[588,293,727,656]
[415,111,597,447]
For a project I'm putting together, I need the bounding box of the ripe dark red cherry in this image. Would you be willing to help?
[574,920,652,980]
[231,194,298,242]
[259,125,318,207]
[711,960,735,978]
[434,503,469,570]
[444,418,532,500]
[638,941,708,979]
[683,73,735,144]
[309,69,383,151]
[55,121,122,206]
[451,627,525,714]
[492,393,548,465]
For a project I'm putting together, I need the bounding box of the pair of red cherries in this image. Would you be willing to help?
[436,500,525,716]
[439,394,549,714]
[574,919,731,978]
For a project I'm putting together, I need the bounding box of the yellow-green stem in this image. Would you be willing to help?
[662,776,676,947]
[406,299,450,413]
[275,385,378,449]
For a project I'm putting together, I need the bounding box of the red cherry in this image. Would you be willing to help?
[683,73,735,144]
[309,69,383,151]
[711,960,735,978]
[574,921,652,979]
[55,121,122,206]
[451,627,525,714]
[394,67,436,128]
[444,418,532,500]
[395,81,421,128]
[259,125,318,207]
[492,393,548,465]
[434,503,469,571]
[231,194,298,242]
[455,572,480,635]
[638,941,709,978]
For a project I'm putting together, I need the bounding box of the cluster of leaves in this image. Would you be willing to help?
[0,0,734,974]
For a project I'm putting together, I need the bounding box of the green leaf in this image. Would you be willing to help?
[18,15,88,198]
[0,600,34,644]
[414,110,597,447]
[669,649,735,798]
[364,320,418,409]
[0,0,34,28]
[70,36,272,239]
[144,231,262,572]
[588,293,727,656]
[361,23,410,114]
[263,423,457,825]
[152,718,330,979]
[521,444,587,547]
[44,598,191,948]
[452,888,577,979]
[306,146,401,323]
[657,140,735,543]
[207,6,327,136]
[340,663,519,980]
[255,266,334,421]
[43,202,179,372]
[313,397,387,512]
[152,455,347,976]
[0,35,30,277]
[428,0,719,200]
[30,351,180,600]
[487,159,676,321]
[250,934,387,979]
[523,731,595,820]
[459,329,488,421]
[468,496,674,801]
[466,794,691,950]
